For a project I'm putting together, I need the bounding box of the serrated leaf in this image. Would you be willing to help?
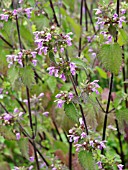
[98,43,122,75]
[0,126,16,140]
[118,29,128,46]
[20,66,35,87]
[116,109,128,131]
[3,0,11,8]
[64,103,79,123]
[8,66,19,86]
[78,150,96,170]
[71,58,86,69]
[18,138,29,160]
[47,76,57,93]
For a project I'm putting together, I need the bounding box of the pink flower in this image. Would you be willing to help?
[14,108,19,113]
[43,112,49,117]
[98,141,106,150]
[121,9,126,15]
[118,16,126,28]
[4,114,12,121]
[28,165,34,170]
[31,51,37,58]
[117,164,124,170]
[113,13,118,20]
[19,0,23,3]
[79,118,84,126]
[29,156,34,162]
[38,93,44,98]
[60,47,64,53]
[90,80,100,94]
[59,73,66,81]
[42,47,48,55]
[13,9,17,16]
[56,99,65,108]
[16,133,20,140]
[32,59,37,66]
[25,8,33,19]
[73,136,79,143]
[70,62,76,76]
[55,94,62,98]
[47,67,55,76]
[96,161,102,169]
[95,9,102,15]
[89,140,94,147]
[0,14,9,22]
[68,92,74,100]
[81,132,86,139]
[46,33,51,41]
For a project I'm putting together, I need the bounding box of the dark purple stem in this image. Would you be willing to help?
[78,0,84,57]
[49,0,60,27]
[101,73,113,154]
[0,34,15,49]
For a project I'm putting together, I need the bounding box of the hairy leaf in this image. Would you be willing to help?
[47,76,57,93]
[118,29,128,46]
[0,126,16,140]
[64,103,79,123]
[116,109,128,131]
[71,58,87,69]
[20,66,35,87]
[78,150,96,170]
[18,138,29,160]
[8,66,19,86]
[3,0,11,8]
[98,43,122,75]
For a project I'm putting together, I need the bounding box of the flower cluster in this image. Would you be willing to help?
[23,92,44,106]
[81,80,100,95]
[95,3,126,30]
[54,91,74,108]
[68,117,123,169]
[6,50,37,68]
[0,7,33,22]
[47,61,77,81]
[33,27,73,56]
[68,119,106,152]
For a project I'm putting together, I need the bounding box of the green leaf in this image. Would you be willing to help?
[98,43,122,75]
[78,150,96,170]
[116,109,128,131]
[49,51,56,64]
[118,29,128,46]
[71,58,86,69]
[67,16,81,39]
[20,66,35,87]
[8,66,19,86]
[0,162,11,170]
[95,66,107,79]
[54,141,68,154]
[108,24,117,38]
[18,138,29,160]
[47,76,57,93]
[0,126,16,140]
[64,103,79,123]
[3,0,11,8]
